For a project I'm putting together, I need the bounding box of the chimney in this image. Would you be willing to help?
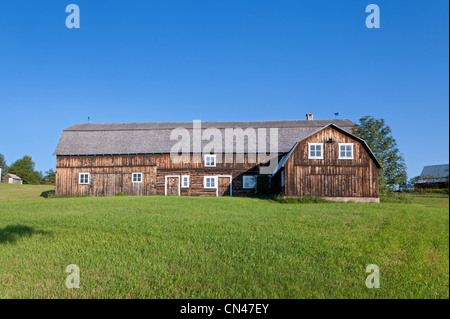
[306,113,314,120]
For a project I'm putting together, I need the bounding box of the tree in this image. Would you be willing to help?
[6,156,42,184]
[42,169,56,184]
[353,116,407,193]
[0,153,7,178]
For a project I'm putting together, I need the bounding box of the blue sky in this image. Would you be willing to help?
[0,0,448,178]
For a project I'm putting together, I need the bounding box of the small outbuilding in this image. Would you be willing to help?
[2,173,23,184]
[415,164,449,189]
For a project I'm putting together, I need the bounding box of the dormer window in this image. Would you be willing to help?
[308,143,323,159]
[339,143,354,159]
[204,155,216,167]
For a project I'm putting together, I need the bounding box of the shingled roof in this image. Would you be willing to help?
[4,173,22,180]
[53,119,355,156]
[417,164,449,183]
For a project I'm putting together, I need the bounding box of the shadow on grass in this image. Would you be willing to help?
[0,225,51,244]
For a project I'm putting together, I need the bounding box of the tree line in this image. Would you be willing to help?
[0,154,55,185]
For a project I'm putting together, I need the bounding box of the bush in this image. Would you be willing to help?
[117,192,125,196]
[40,190,56,198]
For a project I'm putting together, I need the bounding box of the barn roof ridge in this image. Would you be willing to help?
[64,119,355,131]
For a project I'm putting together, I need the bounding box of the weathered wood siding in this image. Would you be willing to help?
[55,155,157,197]
[284,126,379,198]
[56,153,275,197]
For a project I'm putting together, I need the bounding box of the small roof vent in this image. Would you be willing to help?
[306,113,314,120]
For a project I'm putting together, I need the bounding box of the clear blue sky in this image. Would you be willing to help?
[0,0,448,178]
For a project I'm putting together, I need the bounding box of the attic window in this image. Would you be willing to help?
[308,143,323,159]
[204,155,216,167]
[339,143,354,159]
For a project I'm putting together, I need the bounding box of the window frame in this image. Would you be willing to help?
[79,172,90,185]
[242,175,257,189]
[338,143,354,160]
[132,172,143,183]
[308,143,324,160]
[204,154,217,167]
[204,176,218,189]
[181,175,190,188]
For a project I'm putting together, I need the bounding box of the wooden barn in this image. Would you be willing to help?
[53,116,380,202]
[271,124,381,202]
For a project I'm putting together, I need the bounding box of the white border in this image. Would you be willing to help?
[165,175,181,196]
[338,143,354,159]
[308,143,324,159]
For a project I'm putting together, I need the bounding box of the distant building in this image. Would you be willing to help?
[415,164,449,189]
[2,173,23,184]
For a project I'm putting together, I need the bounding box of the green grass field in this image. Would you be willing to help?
[0,183,448,298]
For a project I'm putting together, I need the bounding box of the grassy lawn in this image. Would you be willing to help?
[0,184,448,298]
[0,183,54,200]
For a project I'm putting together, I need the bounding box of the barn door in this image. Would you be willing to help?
[331,174,357,197]
[166,176,180,196]
[218,177,232,196]
[96,173,122,197]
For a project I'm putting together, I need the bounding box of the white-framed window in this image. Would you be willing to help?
[132,173,142,183]
[204,176,217,189]
[308,143,323,159]
[242,175,257,189]
[339,143,354,159]
[181,175,190,188]
[204,154,216,167]
[79,173,90,185]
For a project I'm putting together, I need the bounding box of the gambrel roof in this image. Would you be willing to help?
[53,119,355,156]
[270,123,382,176]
